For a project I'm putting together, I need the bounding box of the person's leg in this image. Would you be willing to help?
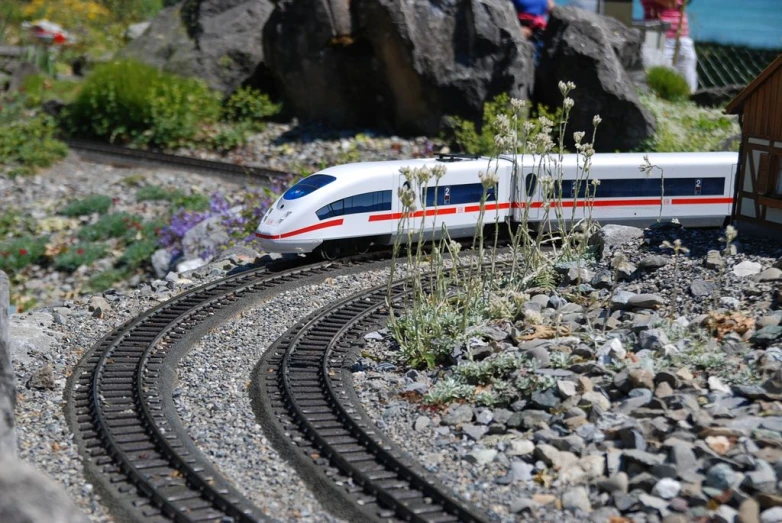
[678,37,699,92]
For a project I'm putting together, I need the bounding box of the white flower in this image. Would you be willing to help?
[591,178,601,186]
[522,121,535,133]
[592,114,602,126]
[510,98,527,112]
[449,240,462,255]
[573,131,585,144]
[563,97,575,110]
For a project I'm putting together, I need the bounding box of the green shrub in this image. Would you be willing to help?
[0,236,48,273]
[647,66,691,102]
[205,123,251,152]
[118,238,158,269]
[78,212,144,241]
[0,109,68,176]
[64,59,221,148]
[136,185,209,211]
[449,93,563,155]
[20,74,82,107]
[88,268,130,292]
[223,86,281,127]
[0,209,35,238]
[54,243,107,272]
[61,195,113,217]
[639,92,741,152]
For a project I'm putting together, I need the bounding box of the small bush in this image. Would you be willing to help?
[88,268,130,293]
[118,238,158,269]
[78,212,144,241]
[0,236,48,272]
[0,209,35,238]
[64,59,221,148]
[61,195,113,217]
[204,123,251,152]
[0,107,68,176]
[647,66,691,102]
[223,86,281,127]
[54,243,107,272]
[136,185,210,211]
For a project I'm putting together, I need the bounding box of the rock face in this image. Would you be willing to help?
[123,0,275,93]
[536,6,655,152]
[0,457,88,523]
[0,272,14,457]
[263,0,534,134]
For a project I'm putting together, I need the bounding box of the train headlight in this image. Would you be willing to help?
[278,211,292,224]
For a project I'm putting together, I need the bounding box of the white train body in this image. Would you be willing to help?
[255,152,737,255]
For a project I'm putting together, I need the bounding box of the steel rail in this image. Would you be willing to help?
[70,254,388,522]
[260,266,511,522]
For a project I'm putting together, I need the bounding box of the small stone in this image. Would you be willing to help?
[706,435,732,455]
[761,507,782,523]
[628,294,665,309]
[638,254,669,270]
[756,268,782,283]
[562,486,591,513]
[414,416,431,431]
[706,463,737,491]
[597,472,629,494]
[734,261,763,278]
[714,505,739,523]
[442,404,473,425]
[639,329,671,351]
[751,327,782,347]
[577,376,594,393]
[532,494,557,506]
[653,478,682,499]
[690,279,716,298]
[525,345,551,367]
[510,497,540,514]
[475,409,493,425]
[557,380,577,398]
[708,376,732,394]
[464,448,497,465]
[629,368,655,390]
[656,382,674,398]
[27,365,55,390]
[531,387,560,410]
[705,250,724,270]
[461,424,488,441]
[581,391,610,411]
[739,498,761,523]
[507,439,535,456]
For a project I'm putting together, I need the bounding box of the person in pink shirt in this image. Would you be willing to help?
[641,0,699,93]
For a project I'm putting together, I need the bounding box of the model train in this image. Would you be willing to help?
[255,151,737,259]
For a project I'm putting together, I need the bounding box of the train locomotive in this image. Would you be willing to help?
[255,152,738,259]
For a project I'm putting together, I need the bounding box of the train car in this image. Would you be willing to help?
[255,151,737,258]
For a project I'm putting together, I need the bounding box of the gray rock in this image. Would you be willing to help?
[441,404,474,425]
[464,448,497,466]
[704,250,724,270]
[265,0,534,134]
[638,255,669,270]
[9,313,62,367]
[761,507,782,523]
[562,486,591,512]
[537,6,654,152]
[733,261,763,278]
[531,387,561,410]
[0,272,14,457]
[652,478,682,499]
[414,416,431,431]
[589,225,644,260]
[151,248,172,279]
[0,457,89,523]
[510,496,540,513]
[755,268,782,283]
[597,472,629,494]
[124,1,275,93]
[627,294,665,310]
[639,328,671,351]
[706,463,737,491]
[525,346,551,367]
[611,290,638,309]
[27,364,55,390]
[509,460,535,482]
[751,327,782,347]
[714,505,739,523]
[690,279,716,298]
[461,423,488,441]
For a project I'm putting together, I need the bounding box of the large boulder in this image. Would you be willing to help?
[263,0,535,135]
[0,457,88,523]
[536,6,655,152]
[122,0,275,94]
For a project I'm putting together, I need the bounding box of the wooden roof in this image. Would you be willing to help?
[725,53,782,114]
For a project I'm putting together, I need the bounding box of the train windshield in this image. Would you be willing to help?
[283,174,337,200]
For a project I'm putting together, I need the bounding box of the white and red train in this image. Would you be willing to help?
[255,152,737,258]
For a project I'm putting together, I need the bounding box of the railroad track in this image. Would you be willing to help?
[65,139,292,186]
[67,254,390,523]
[253,273,501,523]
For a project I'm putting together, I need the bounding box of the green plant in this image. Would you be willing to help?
[660,238,689,317]
[638,92,740,152]
[136,185,210,212]
[0,236,48,272]
[0,209,35,238]
[60,195,113,217]
[204,123,251,152]
[647,66,691,102]
[54,243,107,272]
[20,74,82,107]
[78,212,144,241]
[0,110,68,176]
[118,238,158,269]
[88,267,129,292]
[64,59,221,148]
[223,86,281,128]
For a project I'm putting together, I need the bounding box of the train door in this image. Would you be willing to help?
[512,170,541,225]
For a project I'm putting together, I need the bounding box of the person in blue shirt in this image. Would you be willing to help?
[511,0,555,63]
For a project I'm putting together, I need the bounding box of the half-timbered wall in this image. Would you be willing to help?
[735,139,782,232]
[740,69,782,140]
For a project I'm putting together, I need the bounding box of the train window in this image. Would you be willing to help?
[525,173,537,197]
[424,183,496,206]
[561,177,725,199]
[316,190,392,220]
[774,156,782,197]
[283,174,337,200]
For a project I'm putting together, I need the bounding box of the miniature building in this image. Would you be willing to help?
[725,54,782,235]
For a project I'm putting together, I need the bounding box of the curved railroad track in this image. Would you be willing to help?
[67,254,391,523]
[65,139,292,186]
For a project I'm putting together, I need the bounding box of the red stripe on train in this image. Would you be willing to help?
[255,218,344,239]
